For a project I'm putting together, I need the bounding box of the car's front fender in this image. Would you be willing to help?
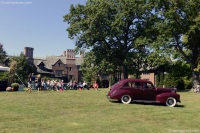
[156,93,181,103]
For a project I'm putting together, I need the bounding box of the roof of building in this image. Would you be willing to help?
[45,56,66,69]
[32,56,84,72]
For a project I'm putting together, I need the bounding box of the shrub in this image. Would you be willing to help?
[11,83,19,91]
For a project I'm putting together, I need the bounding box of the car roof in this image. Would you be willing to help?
[119,78,152,84]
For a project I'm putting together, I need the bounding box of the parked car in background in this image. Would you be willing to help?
[107,78,181,107]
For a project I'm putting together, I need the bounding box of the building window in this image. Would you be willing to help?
[69,67,73,71]
[55,70,63,77]
[39,64,44,69]
[58,63,61,66]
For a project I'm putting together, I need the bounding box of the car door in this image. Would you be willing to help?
[131,81,144,100]
[139,82,157,101]
[121,82,141,100]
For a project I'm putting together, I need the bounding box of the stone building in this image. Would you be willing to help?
[24,47,84,83]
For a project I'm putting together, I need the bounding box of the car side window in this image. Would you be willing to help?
[133,82,142,88]
[143,82,154,89]
[143,83,147,88]
[123,83,129,87]
[147,83,154,89]
[123,82,132,87]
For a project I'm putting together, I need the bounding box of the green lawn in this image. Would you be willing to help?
[0,89,199,133]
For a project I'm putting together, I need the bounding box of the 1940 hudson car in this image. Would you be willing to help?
[107,78,181,107]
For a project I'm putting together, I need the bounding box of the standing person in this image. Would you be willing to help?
[61,80,64,90]
[41,79,46,90]
[93,81,98,91]
[30,73,35,90]
[54,80,59,91]
[69,81,72,90]
[46,80,50,90]
[37,74,42,91]
[27,73,32,93]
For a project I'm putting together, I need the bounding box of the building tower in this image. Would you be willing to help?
[63,49,75,59]
[24,47,34,59]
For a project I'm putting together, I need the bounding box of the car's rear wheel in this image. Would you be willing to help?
[166,97,176,107]
[121,95,131,104]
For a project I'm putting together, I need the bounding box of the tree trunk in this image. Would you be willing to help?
[123,65,128,79]
[109,74,114,89]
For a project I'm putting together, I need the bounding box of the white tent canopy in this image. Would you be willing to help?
[0,66,10,72]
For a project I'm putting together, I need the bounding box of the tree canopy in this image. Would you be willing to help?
[64,0,200,87]
[64,0,154,79]
[152,0,200,87]
[9,53,35,85]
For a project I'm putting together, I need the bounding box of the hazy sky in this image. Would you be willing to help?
[0,0,87,57]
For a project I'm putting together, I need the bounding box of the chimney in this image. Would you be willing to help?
[66,49,75,59]
[24,47,34,58]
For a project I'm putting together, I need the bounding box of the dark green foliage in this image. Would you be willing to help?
[177,79,185,90]
[156,72,164,88]
[80,51,99,83]
[9,53,36,85]
[0,43,7,64]
[0,72,9,81]
[11,83,19,87]
[161,61,192,90]
[11,82,19,91]
[152,0,200,87]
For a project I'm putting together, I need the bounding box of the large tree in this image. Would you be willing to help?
[0,43,7,64]
[9,53,35,85]
[152,0,200,88]
[64,0,154,79]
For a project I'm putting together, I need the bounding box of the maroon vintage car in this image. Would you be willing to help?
[107,78,181,107]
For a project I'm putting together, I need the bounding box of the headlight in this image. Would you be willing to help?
[172,89,176,93]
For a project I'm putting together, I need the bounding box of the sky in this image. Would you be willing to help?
[0,0,87,57]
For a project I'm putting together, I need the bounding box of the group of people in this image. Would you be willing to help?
[27,73,64,92]
[27,73,99,92]
[66,81,92,90]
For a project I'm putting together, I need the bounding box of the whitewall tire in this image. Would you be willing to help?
[121,95,131,104]
[166,97,177,107]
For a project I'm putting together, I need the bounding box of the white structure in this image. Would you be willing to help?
[0,66,10,71]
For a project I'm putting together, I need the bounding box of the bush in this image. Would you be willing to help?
[11,83,19,91]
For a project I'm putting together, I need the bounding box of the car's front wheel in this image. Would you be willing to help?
[166,97,177,107]
[121,95,131,104]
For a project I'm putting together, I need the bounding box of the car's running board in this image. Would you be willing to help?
[132,100,160,103]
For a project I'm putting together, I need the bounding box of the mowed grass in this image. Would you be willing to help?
[0,89,200,133]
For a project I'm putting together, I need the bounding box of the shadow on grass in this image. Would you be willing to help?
[110,101,185,108]
[175,104,185,108]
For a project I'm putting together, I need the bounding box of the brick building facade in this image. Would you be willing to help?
[25,47,83,83]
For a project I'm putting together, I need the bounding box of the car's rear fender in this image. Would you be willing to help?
[156,93,181,103]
